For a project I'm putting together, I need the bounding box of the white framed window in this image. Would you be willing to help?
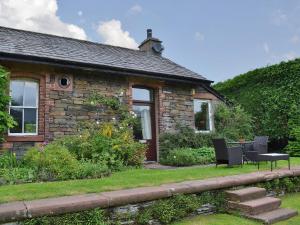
[9,80,39,135]
[193,99,212,132]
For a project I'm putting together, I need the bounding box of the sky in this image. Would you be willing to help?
[0,0,299,82]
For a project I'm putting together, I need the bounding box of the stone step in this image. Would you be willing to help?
[247,208,298,224]
[228,197,281,215]
[226,187,267,202]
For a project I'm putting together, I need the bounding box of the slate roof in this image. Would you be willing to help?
[0,26,210,82]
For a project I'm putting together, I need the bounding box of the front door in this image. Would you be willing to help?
[132,87,157,161]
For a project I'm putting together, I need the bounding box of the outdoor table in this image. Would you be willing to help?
[227,141,254,163]
[258,153,290,171]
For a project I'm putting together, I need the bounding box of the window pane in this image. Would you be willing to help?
[132,88,152,101]
[133,105,152,140]
[24,82,38,107]
[24,108,37,133]
[10,108,23,133]
[10,80,24,106]
[194,100,210,131]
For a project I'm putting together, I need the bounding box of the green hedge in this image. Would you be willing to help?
[214,59,300,149]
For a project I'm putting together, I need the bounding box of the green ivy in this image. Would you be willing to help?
[0,66,16,142]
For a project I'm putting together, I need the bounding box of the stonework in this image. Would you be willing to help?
[0,62,221,157]
[159,83,194,132]
[46,73,128,141]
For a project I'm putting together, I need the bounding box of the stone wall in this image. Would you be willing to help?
[159,83,194,132]
[46,73,128,141]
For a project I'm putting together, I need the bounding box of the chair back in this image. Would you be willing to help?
[253,136,269,154]
[212,138,228,161]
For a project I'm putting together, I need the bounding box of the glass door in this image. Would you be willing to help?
[132,87,156,161]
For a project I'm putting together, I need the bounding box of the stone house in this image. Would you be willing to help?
[0,26,223,161]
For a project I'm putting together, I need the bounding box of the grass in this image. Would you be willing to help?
[0,158,299,203]
[173,192,300,225]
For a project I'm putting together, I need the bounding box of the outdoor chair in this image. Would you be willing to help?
[212,138,243,167]
[244,136,269,163]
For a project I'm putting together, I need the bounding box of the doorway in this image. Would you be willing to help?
[132,86,157,161]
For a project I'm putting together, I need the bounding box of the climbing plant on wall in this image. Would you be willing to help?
[0,66,16,142]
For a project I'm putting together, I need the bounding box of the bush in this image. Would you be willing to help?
[0,151,18,168]
[0,167,36,185]
[214,103,253,141]
[24,144,80,181]
[76,160,110,179]
[159,126,215,161]
[0,66,16,142]
[286,126,300,156]
[55,122,146,170]
[162,147,215,166]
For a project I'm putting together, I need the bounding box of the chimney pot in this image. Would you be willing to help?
[147,29,152,38]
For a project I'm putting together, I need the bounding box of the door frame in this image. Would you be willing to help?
[131,85,158,161]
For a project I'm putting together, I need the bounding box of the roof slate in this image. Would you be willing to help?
[0,26,209,82]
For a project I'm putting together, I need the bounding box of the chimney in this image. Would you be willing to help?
[139,29,164,55]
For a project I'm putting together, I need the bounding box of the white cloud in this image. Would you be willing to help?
[291,35,300,44]
[97,19,138,49]
[263,43,270,54]
[271,9,287,26]
[195,32,205,42]
[0,0,87,40]
[129,4,142,14]
[78,11,83,17]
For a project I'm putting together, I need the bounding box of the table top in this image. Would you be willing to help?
[260,153,288,156]
[227,141,254,144]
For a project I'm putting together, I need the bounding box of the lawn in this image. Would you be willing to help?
[173,192,300,225]
[0,158,299,203]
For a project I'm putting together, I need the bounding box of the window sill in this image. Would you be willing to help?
[6,135,44,142]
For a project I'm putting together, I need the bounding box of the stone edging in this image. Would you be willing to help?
[1,167,300,223]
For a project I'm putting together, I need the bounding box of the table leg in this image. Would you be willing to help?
[271,161,273,171]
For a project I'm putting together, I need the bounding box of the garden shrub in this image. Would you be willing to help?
[159,126,215,161]
[257,177,300,194]
[0,151,18,168]
[214,103,253,141]
[76,160,110,179]
[24,144,80,180]
[286,126,300,156]
[138,192,225,225]
[162,147,215,166]
[0,167,36,185]
[0,66,16,142]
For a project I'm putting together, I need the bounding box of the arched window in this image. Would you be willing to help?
[9,80,39,135]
